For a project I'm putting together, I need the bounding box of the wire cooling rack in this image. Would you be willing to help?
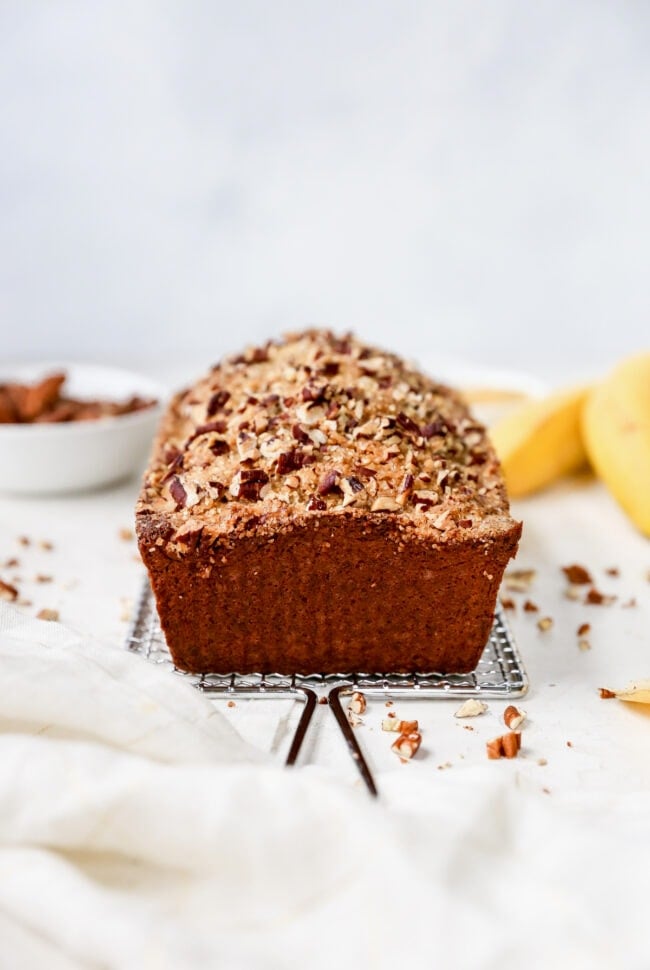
[125,580,528,795]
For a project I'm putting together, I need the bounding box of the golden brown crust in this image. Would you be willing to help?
[136,330,522,673]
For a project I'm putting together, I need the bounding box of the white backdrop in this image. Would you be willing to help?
[1,1,649,380]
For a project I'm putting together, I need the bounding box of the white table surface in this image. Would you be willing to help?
[1,447,648,800]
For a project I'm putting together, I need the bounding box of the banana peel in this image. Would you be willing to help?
[600,681,650,705]
[490,385,591,498]
[582,354,650,537]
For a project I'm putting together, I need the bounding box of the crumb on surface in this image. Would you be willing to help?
[0,579,19,601]
[36,608,59,622]
[585,587,616,606]
[562,564,592,585]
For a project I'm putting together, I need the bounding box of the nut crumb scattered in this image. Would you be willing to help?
[39,540,54,551]
[454,698,487,718]
[4,557,19,568]
[537,758,548,767]
[578,638,591,652]
[503,705,526,730]
[500,596,516,611]
[391,731,421,761]
[487,732,521,760]
[17,536,30,547]
[523,600,539,613]
[119,598,133,622]
[119,528,135,542]
[36,608,59,622]
[621,598,637,609]
[606,567,620,577]
[566,741,573,748]
[562,564,592,585]
[227,699,236,708]
[382,718,419,733]
[577,622,591,636]
[17,598,32,607]
[385,700,394,707]
[564,586,582,601]
[504,569,536,593]
[599,688,616,699]
[35,574,52,584]
[585,587,616,606]
[0,579,19,602]
[318,696,328,705]
[437,762,452,771]
[537,616,553,632]
[347,691,367,715]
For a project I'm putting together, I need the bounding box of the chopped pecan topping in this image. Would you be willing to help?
[291,423,310,444]
[318,470,340,495]
[206,389,231,416]
[169,476,187,509]
[210,439,230,456]
[345,475,364,494]
[230,468,269,501]
[371,496,401,512]
[395,411,421,437]
[277,449,311,475]
[146,330,509,524]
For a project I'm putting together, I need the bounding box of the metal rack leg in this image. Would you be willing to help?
[285,688,318,766]
[328,685,378,797]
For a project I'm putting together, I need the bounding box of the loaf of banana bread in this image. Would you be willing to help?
[136,331,521,674]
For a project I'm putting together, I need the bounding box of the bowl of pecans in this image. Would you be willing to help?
[0,363,165,494]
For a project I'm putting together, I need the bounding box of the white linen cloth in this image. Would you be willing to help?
[1,602,649,970]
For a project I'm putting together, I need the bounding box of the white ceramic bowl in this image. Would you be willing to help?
[0,363,166,495]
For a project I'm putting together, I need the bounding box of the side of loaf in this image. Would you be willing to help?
[136,330,521,674]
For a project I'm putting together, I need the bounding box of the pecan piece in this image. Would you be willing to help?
[206,390,231,416]
[391,731,422,761]
[169,476,187,509]
[395,411,421,437]
[421,418,448,438]
[210,439,230,456]
[277,449,311,475]
[292,423,310,444]
[318,470,340,495]
[0,579,18,602]
[562,564,592,585]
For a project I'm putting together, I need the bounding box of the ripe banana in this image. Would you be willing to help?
[490,386,590,498]
[582,353,650,536]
